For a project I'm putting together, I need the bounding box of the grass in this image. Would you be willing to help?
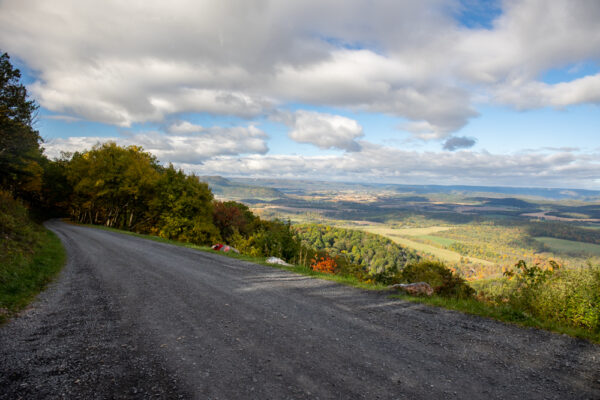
[389,293,600,344]
[84,223,599,343]
[388,226,452,236]
[0,229,66,324]
[534,236,600,257]
[416,234,457,246]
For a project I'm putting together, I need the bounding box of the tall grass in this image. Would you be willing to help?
[0,192,66,323]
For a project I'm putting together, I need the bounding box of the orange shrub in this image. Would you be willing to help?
[311,255,337,274]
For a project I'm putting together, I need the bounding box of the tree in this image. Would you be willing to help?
[213,200,257,242]
[148,164,219,244]
[0,52,43,197]
[67,142,162,228]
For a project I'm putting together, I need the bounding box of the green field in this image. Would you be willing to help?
[387,226,452,236]
[534,237,600,257]
[416,235,457,246]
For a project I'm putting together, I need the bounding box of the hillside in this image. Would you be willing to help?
[200,176,284,201]
[232,178,600,201]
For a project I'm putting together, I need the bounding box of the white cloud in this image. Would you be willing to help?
[1,0,599,141]
[180,144,599,188]
[43,124,269,163]
[493,73,600,109]
[278,110,364,151]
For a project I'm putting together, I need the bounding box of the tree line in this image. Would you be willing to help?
[294,224,419,275]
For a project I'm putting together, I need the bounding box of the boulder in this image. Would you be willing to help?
[388,282,434,296]
[266,257,292,266]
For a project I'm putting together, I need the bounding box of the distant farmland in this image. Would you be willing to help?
[534,237,600,257]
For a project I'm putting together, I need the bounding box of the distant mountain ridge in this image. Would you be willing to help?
[229,178,600,201]
[199,176,284,201]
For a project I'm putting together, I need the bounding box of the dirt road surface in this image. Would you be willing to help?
[1,220,599,399]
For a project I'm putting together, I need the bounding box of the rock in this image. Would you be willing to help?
[266,257,292,266]
[388,282,434,296]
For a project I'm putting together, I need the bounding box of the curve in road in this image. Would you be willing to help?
[1,220,599,399]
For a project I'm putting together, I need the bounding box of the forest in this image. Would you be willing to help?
[294,224,419,274]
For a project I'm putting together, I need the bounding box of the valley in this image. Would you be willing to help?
[204,176,600,280]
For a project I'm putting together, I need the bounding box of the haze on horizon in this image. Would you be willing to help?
[1,0,599,189]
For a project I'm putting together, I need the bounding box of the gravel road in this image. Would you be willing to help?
[1,220,600,399]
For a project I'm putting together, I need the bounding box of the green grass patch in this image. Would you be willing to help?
[416,235,457,246]
[389,293,600,344]
[0,229,66,324]
[534,236,600,257]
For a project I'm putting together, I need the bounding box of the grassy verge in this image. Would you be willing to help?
[0,229,66,324]
[84,223,599,343]
[389,293,600,344]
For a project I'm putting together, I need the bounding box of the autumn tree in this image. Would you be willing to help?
[213,200,257,242]
[66,142,161,228]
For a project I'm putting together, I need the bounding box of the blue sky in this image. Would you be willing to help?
[1,0,599,188]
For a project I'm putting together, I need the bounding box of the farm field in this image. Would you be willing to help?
[416,235,457,247]
[534,237,600,257]
[383,226,452,236]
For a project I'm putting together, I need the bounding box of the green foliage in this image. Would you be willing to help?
[62,143,218,245]
[0,190,40,269]
[38,155,72,216]
[401,260,475,298]
[149,165,219,244]
[0,191,65,323]
[67,142,161,229]
[502,260,600,331]
[234,219,300,261]
[529,265,600,330]
[503,259,559,290]
[213,200,257,242]
[528,221,600,245]
[295,224,419,275]
[0,52,44,198]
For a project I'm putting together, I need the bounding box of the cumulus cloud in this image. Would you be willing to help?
[443,136,477,151]
[277,110,364,151]
[176,144,598,188]
[3,0,598,138]
[493,73,600,109]
[43,124,269,163]
[43,131,599,188]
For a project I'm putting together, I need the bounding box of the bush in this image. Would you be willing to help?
[0,190,41,271]
[401,260,475,299]
[231,219,300,262]
[311,255,337,274]
[0,190,65,322]
[531,265,600,330]
[503,259,559,311]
